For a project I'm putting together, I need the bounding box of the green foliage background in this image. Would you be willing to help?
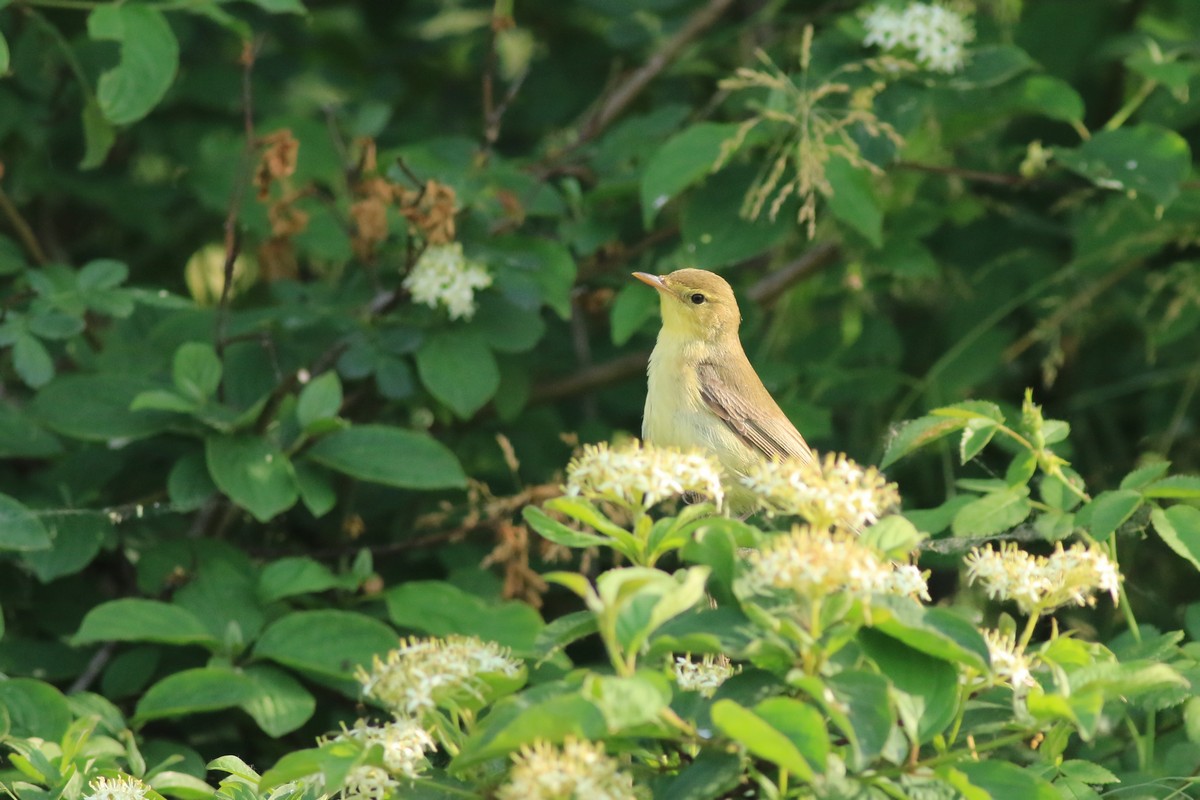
[2,0,1200,797]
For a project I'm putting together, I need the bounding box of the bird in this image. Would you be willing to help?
[634,268,815,507]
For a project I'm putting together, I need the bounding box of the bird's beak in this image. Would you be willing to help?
[633,272,669,292]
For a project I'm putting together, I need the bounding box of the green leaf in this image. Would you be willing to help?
[243,0,306,12]
[485,236,577,320]
[1057,124,1191,207]
[23,514,108,581]
[134,667,256,722]
[1151,505,1200,572]
[957,760,1057,800]
[860,630,957,744]
[297,372,343,428]
[241,665,316,736]
[533,610,597,662]
[949,44,1036,89]
[1076,489,1141,542]
[130,389,200,413]
[1058,760,1119,786]
[824,671,894,765]
[384,581,545,656]
[168,451,218,511]
[710,699,814,781]
[0,29,9,74]
[74,599,218,647]
[414,329,500,418]
[78,258,128,289]
[146,772,214,800]
[28,310,84,340]
[1017,75,1085,123]
[261,743,358,793]
[81,99,117,169]
[584,672,670,731]
[640,122,739,227]
[452,684,607,770]
[871,596,990,671]
[959,419,998,463]
[258,557,341,603]
[522,506,609,548]
[87,4,180,125]
[952,487,1032,537]
[173,342,222,401]
[205,434,299,522]
[658,750,743,800]
[0,493,51,551]
[753,698,830,771]
[679,167,790,270]
[861,516,926,559]
[1143,474,1200,499]
[881,415,968,468]
[825,156,882,247]
[0,679,70,740]
[294,462,337,517]
[609,283,658,346]
[1119,461,1171,490]
[253,610,396,683]
[13,331,54,387]
[306,425,467,489]
[33,374,175,441]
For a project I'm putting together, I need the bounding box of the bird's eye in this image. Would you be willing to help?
[690,293,706,305]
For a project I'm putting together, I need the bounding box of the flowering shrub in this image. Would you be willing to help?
[3,1,1200,800]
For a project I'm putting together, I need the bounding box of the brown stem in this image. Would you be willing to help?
[1003,258,1143,362]
[892,160,1031,188]
[747,242,840,306]
[571,0,738,150]
[215,37,263,397]
[0,184,49,265]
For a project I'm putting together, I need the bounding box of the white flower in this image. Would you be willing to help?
[964,541,1121,614]
[738,525,927,602]
[340,766,396,800]
[84,776,150,800]
[673,654,739,697]
[739,452,899,530]
[357,635,523,716]
[334,717,436,779]
[983,629,1037,689]
[497,738,638,800]
[862,2,974,73]
[565,440,725,510]
[402,242,492,320]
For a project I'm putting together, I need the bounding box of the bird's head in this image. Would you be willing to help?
[633,268,741,342]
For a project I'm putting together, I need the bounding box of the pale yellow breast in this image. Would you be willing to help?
[641,330,757,478]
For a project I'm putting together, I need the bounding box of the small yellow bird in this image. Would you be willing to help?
[634,268,816,502]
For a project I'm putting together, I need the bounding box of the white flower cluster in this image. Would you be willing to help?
[862,2,974,73]
[565,440,725,510]
[983,629,1037,689]
[964,541,1121,614]
[357,635,522,716]
[738,526,930,602]
[497,738,638,800]
[339,766,395,800]
[84,776,150,800]
[673,654,739,697]
[402,242,492,320]
[335,717,436,779]
[739,452,899,530]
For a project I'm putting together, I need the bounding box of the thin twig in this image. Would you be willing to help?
[1003,258,1144,362]
[892,160,1031,188]
[571,0,738,150]
[747,242,840,306]
[0,184,49,265]
[69,643,115,694]
[215,37,263,394]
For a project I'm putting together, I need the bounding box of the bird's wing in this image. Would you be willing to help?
[697,360,815,466]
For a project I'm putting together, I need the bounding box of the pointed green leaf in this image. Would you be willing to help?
[306,425,466,489]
